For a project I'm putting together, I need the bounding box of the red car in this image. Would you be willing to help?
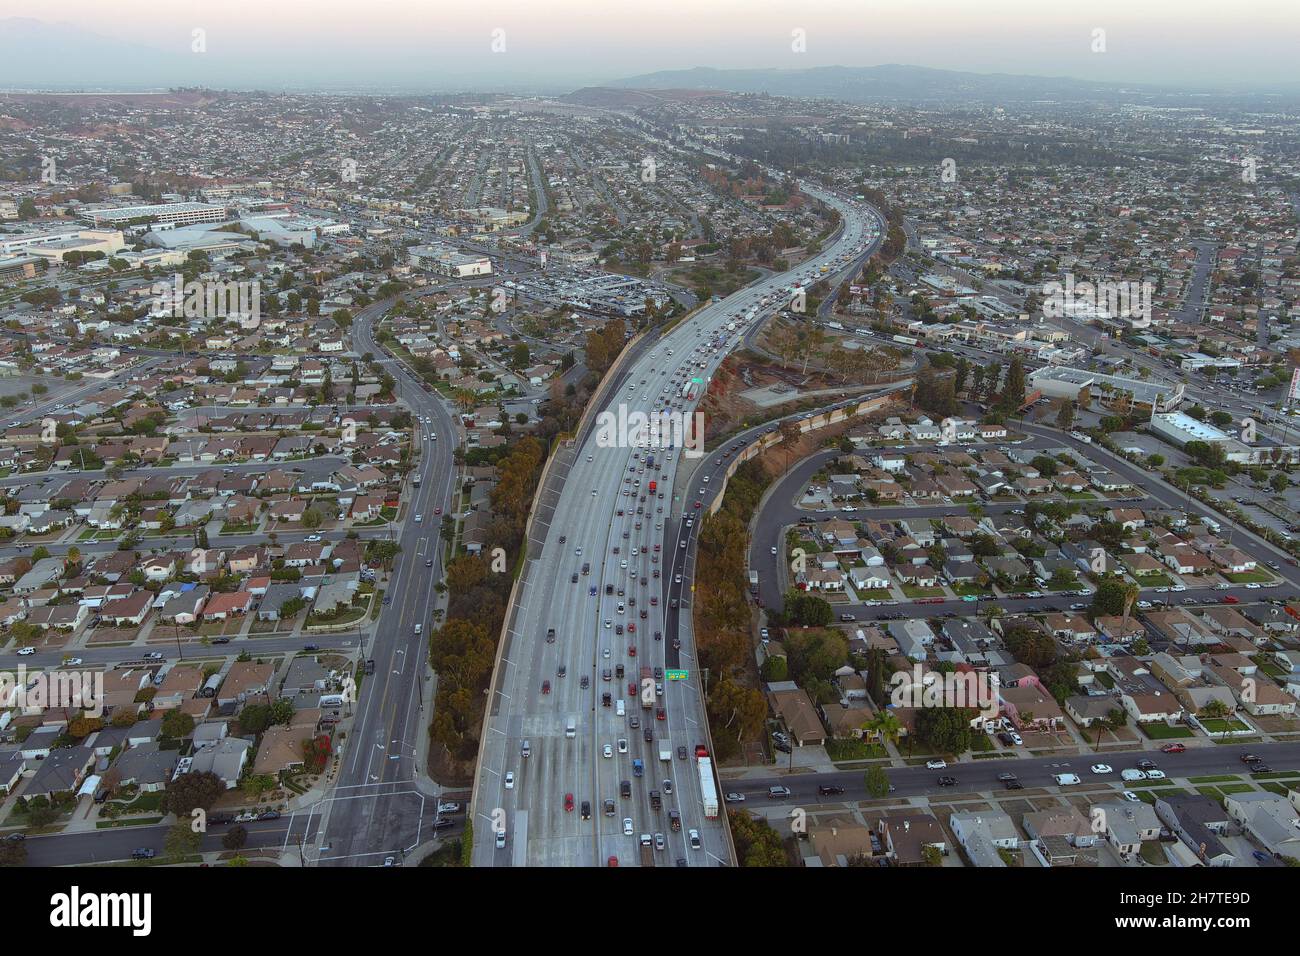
[1222,595,1239,604]
[627,623,636,634]
[607,856,619,867]
[628,645,637,657]
[564,793,574,813]
[541,680,550,695]
[434,507,442,515]
[656,707,666,721]
[693,501,702,509]
[628,682,637,695]
[1161,743,1186,753]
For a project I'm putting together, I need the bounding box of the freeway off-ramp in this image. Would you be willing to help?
[472,183,882,867]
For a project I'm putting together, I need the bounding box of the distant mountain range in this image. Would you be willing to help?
[590,64,1300,106]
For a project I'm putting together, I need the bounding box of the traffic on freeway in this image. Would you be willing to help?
[473,184,882,866]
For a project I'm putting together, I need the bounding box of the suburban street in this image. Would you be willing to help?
[311,297,461,866]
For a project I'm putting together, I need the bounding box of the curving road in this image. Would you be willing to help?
[471,180,883,867]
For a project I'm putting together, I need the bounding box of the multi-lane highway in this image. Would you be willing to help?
[472,182,882,866]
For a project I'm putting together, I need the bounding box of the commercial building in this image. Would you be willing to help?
[408,243,493,278]
[83,202,228,228]
[1027,366,1184,415]
[1149,412,1300,465]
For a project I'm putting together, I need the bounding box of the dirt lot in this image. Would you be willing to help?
[698,352,905,448]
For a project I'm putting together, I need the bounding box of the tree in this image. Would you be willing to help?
[0,840,27,867]
[781,591,834,627]
[864,709,902,749]
[1003,357,1026,410]
[1055,400,1076,430]
[300,507,324,530]
[164,821,202,862]
[161,709,195,740]
[1090,579,1129,618]
[163,770,223,816]
[222,825,248,852]
[1117,580,1141,646]
[864,764,891,799]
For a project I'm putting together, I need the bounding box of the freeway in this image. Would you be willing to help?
[312,297,460,866]
[472,180,882,867]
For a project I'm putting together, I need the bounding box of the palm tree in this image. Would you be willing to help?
[778,420,801,472]
[1118,580,1141,648]
[864,710,902,751]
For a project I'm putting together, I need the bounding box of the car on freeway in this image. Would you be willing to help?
[504,772,514,789]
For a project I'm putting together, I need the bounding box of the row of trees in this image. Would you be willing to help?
[692,459,775,761]
[427,437,546,764]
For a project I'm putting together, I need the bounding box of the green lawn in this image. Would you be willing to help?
[1134,573,1174,588]
[1140,723,1194,740]
[1188,775,1241,784]
[1222,570,1274,584]
[824,739,888,761]
[902,585,945,598]
[952,584,991,597]
[1199,718,1252,734]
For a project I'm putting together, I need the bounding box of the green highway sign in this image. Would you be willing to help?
[666,670,689,681]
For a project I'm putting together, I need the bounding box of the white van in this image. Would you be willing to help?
[616,699,625,716]
[414,623,422,635]
[565,718,576,739]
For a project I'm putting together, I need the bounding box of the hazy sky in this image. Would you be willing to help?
[4,0,1298,90]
